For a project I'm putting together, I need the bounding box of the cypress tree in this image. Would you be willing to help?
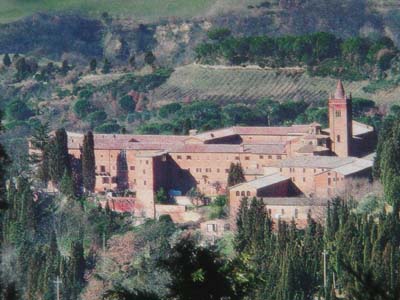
[69,240,85,299]
[60,171,75,199]
[82,131,96,193]
[0,110,9,203]
[102,58,111,74]
[3,53,11,67]
[228,162,245,187]
[49,128,71,183]
[89,58,97,72]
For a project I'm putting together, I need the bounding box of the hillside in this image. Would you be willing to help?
[0,0,262,23]
[2,1,400,64]
[151,64,399,106]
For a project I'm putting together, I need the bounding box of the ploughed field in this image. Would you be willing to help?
[151,64,400,105]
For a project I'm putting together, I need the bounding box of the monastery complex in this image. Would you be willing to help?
[35,81,377,227]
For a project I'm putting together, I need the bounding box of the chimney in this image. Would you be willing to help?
[189,129,198,136]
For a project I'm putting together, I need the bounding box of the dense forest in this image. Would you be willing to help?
[0,90,400,300]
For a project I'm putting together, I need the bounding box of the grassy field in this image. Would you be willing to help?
[0,0,263,23]
[151,64,400,106]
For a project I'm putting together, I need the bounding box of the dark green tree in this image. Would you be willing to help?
[102,58,111,74]
[60,170,75,199]
[129,54,136,68]
[227,163,245,187]
[160,236,237,300]
[82,131,96,193]
[3,53,11,67]
[144,51,156,67]
[89,58,97,72]
[48,129,71,184]
[61,59,70,75]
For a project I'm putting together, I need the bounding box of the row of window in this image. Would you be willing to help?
[235,191,251,197]
[288,167,326,173]
[290,177,307,183]
[194,168,229,174]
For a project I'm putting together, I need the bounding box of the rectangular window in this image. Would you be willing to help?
[217,168,220,173]
[207,224,217,232]
[102,177,109,184]
[186,155,192,160]
[144,180,147,185]
[225,169,229,173]
[130,166,135,171]
[303,177,306,182]
[337,135,341,143]
[100,166,106,172]
[259,155,264,159]
[328,178,331,185]
[268,155,272,159]
[177,155,182,160]
[277,155,282,160]
[235,156,240,160]
[111,177,117,183]
[335,110,341,117]
[245,156,250,160]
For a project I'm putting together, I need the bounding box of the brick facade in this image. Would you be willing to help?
[29,81,376,226]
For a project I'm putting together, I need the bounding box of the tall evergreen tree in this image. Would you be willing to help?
[89,59,97,72]
[0,110,9,203]
[49,128,71,184]
[82,131,96,193]
[68,240,85,299]
[2,54,11,67]
[228,163,245,187]
[102,59,111,74]
[60,171,75,199]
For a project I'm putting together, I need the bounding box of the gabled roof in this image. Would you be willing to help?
[331,158,372,176]
[262,197,328,206]
[273,156,357,169]
[323,120,374,137]
[191,125,311,143]
[229,173,290,190]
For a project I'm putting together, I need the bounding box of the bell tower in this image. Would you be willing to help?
[328,80,352,157]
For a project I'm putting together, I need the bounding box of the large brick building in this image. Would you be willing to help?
[31,81,376,225]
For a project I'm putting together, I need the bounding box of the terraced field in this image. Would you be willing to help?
[151,64,400,106]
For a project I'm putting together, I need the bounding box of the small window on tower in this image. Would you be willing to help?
[337,135,341,143]
[335,111,341,117]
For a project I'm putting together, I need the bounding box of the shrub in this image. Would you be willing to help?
[94,122,121,133]
[78,88,94,100]
[158,103,182,118]
[207,28,231,42]
[5,100,34,121]
[73,99,94,119]
[118,95,136,113]
[86,110,107,127]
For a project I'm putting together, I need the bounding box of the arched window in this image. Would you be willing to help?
[241,191,245,196]
[246,191,250,196]
[236,191,240,196]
